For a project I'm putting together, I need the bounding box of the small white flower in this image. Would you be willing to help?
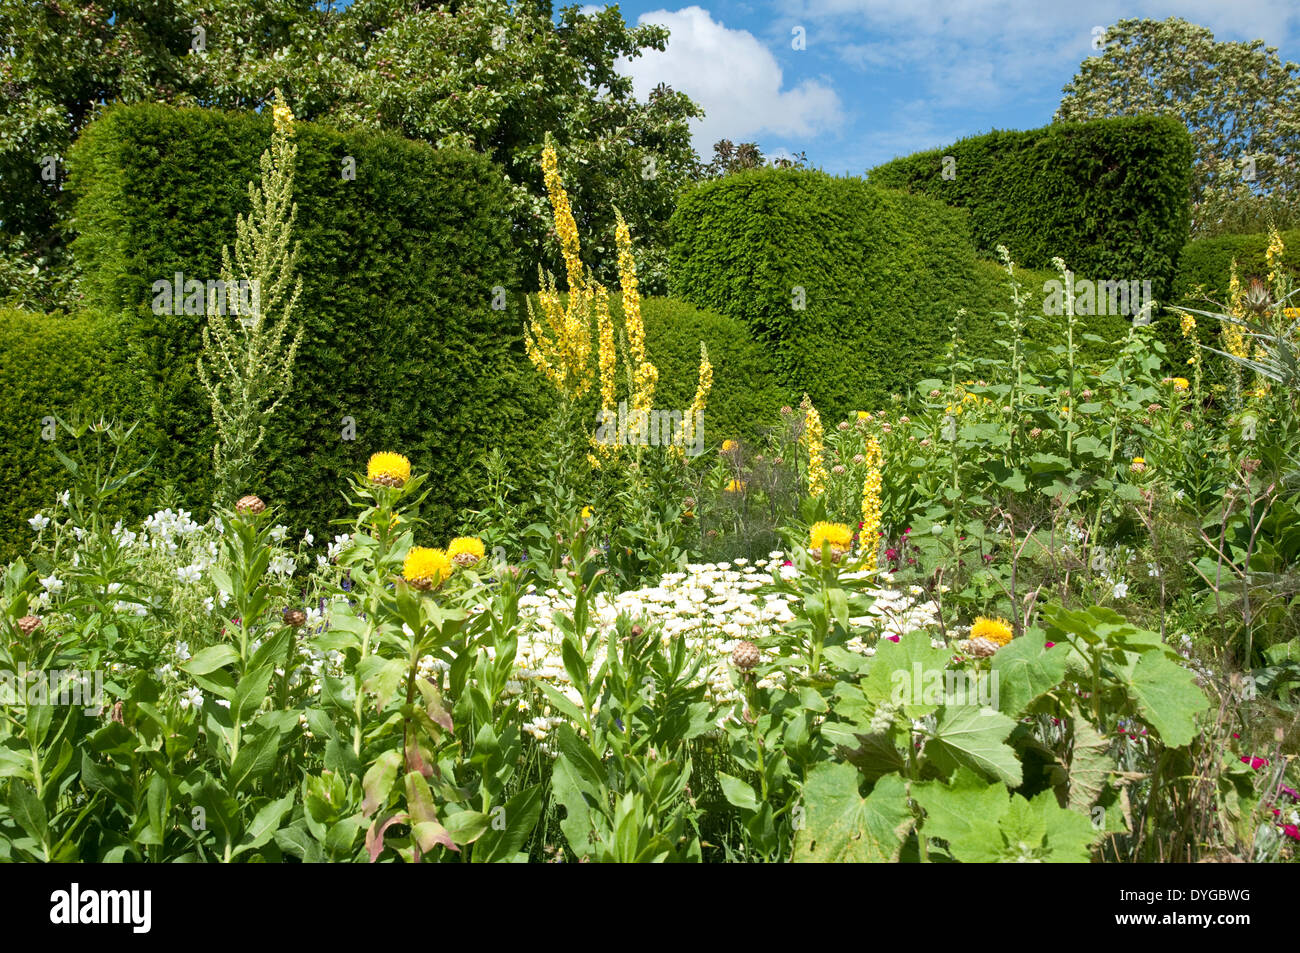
[28,513,50,532]
[268,554,296,577]
[39,574,63,593]
[202,596,215,613]
[176,564,203,584]
[57,490,71,507]
[270,525,289,543]
[302,529,314,546]
[1112,581,1129,599]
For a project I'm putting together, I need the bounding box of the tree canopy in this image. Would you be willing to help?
[1057,16,1300,236]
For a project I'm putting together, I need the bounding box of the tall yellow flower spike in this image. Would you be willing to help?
[614,208,657,415]
[860,436,883,569]
[1266,227,1285,289]
[800,394,827,499]
[590,283,617,466]
[271,88,295,136]
[1224,260,1249,360]
[673,343,712,457]
[524,142,593,401]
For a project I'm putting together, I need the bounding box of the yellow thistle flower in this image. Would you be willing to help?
[724,479,746,493]
[367,452,411,488]
[859,436,883,569]
[857,411,870,421]
[809,521,853,563]
[1130,456,1148,474]
[580,505,593,520]
[403,547,451,590]
[721,439,738,453]
[970,616,1013,647]
[800,395,827,498]
[448,536,486,568]
[1163,377,1190,391]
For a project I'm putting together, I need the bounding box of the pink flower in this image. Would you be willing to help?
[886,635,900,643]
[1283,825,1300,842]
[1279,785,1299,802]
[1045,642,1056,648]
[885,548,900,561]
[1241,755,1270,770]
[782,559,793,567]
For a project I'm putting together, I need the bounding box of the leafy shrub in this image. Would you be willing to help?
[868,116,1193,304]
[66,103,523,539]
[668,168,983,420]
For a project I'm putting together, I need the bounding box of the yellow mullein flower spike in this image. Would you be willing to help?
[801,394,827,498]
[860,436,883,569]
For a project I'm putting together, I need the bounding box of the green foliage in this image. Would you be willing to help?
[1173,229,1300,304]
[0,309,131,562]
[518,293,786,447]
[668,168,984,420]
[868,116,1193,304]
[67,102,522,540]
[0,0,700,304]
[1057,17,1300,237]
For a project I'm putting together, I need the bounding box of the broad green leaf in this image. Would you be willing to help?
[231,795,294,857]
[924,706,1022,786]
[717,772,760,813]
[1067,708,1113,814]
[792,766,911,863]
[913,766,1009,855]
[990,629,1066,715]
[1127,650,1210,747]
[181,645,239,676]
[361,750,402,816]
[443,810,491,845]
[863,630,952,718]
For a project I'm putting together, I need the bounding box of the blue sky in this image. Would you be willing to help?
[599,0,1300,175]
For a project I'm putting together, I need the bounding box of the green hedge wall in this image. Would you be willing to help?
[667,169,1128,419]
[967,259,1128,363]
[668,168,985,419]
[66,103,524,539]
[1171,229,1300,303]
[867,116,1193,304]
[0,309,131,562]
[618,296,787,444]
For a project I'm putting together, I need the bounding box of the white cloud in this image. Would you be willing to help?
[776,0,1300,111]
[619,6,844,154]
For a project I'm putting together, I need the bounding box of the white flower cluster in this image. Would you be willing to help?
[142,508,203,553]
[495,555,941,739]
